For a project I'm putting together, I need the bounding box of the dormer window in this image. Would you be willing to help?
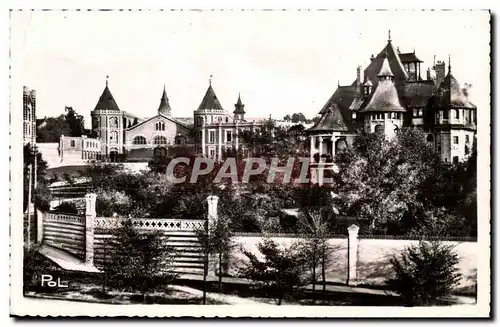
[352,112,357,119]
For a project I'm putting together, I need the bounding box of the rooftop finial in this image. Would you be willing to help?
[209,74,213,86]
[448,54,451,73]
[388,29,391,42]
[106,75,109,87]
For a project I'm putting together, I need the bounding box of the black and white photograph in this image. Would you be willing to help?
[9,9,490,318]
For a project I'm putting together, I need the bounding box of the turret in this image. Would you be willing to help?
[233,93,245,121]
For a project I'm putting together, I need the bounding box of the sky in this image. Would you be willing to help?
[10,10,490,127]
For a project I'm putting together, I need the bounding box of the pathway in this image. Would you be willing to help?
[38,245,100,273]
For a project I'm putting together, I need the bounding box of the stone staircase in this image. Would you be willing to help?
[163,231,205,275]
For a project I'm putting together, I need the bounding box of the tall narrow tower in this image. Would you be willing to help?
[23,86,36,146]
[158,84,172,117]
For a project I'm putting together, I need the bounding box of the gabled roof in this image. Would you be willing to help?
[127,113,190,131]
[94,85,120,111]
[308,104,350,132]
[197,85,224,111]
[431,72,476,109]
[399,52,423,63]
[403,80,436,108]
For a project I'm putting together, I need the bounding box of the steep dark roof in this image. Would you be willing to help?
[403,80,436,108]
[197,85,224,111]
[360,70,406,114]
[363,41,408,89]
[308,104,349,132]
[158,85,172,115]
[431,72,476,109]
[319,85,357,115]
[94,85,120,111]
[233,93,245,114]
[399,52,423,63]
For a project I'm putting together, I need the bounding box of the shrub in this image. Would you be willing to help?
[238,239,309,305]
[104,220,178,299]
[53,202,79,214]
[387,240,462,306]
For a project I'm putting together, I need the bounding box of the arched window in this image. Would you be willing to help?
[110,117,119,128]
[110,131,118,143]
[374,124,384,134]
[155,121,166,131]
[133,135,147,145]
[426,134,434,143]
[153,135,167,145]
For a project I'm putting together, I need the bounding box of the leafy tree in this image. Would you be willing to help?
[387,240,462,306]
[195,213,235,291]
[291,112,306,123]
[334,128,441,234]
[296,207,339,293]
[24,144,51,212]
[239,239,309,305]
[36,107,92,143]
[106,220,178,300]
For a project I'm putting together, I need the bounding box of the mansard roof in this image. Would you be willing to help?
[94,85,120,111]
[308,103,350,132]
[197,85,224,111]
[431,72,476,109]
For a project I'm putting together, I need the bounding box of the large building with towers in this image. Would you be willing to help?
[307,32,477,164]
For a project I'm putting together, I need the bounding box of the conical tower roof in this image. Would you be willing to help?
[432,72,475,109]
[233,93,245,114]
[197,84,224,111]
[360,62,405,113]
[94,80,120,111]
[158,85,172,115]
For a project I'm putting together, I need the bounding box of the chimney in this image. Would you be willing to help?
[427,68,431,80]
[434,60,446,87]
[356,66,362,95]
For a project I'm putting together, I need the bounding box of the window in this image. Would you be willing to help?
[465,135,470,143]
[153,136,167,145]
[70,140,75,147]
[225,117,229,123]
[453,136,459,145]
[226,130,232,143]
[454,109,459,119]
[110,117,119,128]
[442,109,449,119]
[427,134,434,143]
[175,135,185,145]
[155,121,165,131]
[453,156,459,164]
[374,124,384,134]
[110,131,118,143]
[209,148,216,158]
[413,109,418,117]
[133,135,147,145]
[397,113,401,119]
[209,130,216,143]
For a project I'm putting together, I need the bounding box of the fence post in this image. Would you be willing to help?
[85,193,97,267]
[206,195,219,276]
[36,209,44,243]
[347,224,359,286]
